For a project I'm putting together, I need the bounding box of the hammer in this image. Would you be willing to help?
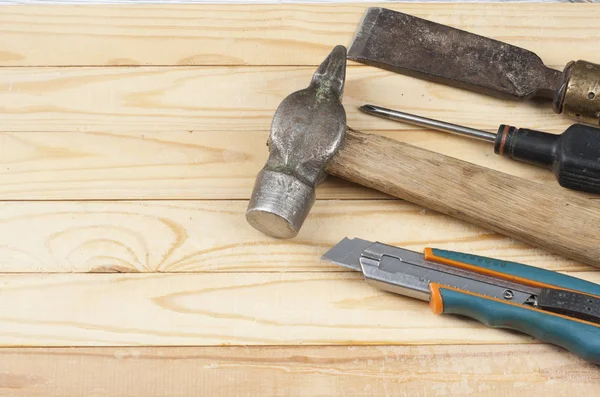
[246,46,600,268]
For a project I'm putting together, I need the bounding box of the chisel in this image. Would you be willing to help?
[360,104,600,194]
[321,237,600,364]
[347,7,600,126]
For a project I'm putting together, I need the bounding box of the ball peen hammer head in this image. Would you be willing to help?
[246,45,348,238]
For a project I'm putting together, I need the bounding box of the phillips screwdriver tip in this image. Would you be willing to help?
[359,104,384,114]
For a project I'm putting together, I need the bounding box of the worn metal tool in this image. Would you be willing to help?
[323,237,600,364]
[361,104,600,194]
[246,45,600,268]
[347,7,600,125]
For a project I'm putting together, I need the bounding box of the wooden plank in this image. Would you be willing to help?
[0,4,598,66]
[0,128,568,201]
[0,271,598,346]
[0,66,586,201]
[0,200,592,273]
[0,65,576,134]
[0,345,598,396]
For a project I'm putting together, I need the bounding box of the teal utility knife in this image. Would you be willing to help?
[321,237,600,364]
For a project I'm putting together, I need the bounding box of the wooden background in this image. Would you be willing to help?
[0,3,599,396]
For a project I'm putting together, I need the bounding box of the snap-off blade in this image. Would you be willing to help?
[348,7,563,100]
[320,237,374,271]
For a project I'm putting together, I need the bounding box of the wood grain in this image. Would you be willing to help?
[0,271,599,346]
[0,200,592,273]
[0,129,565,201]
[0,4,597,393]
[329,129,600,267]
[0,65,576,134]
[0,66,586,201]
[0,345,598,397]
[0,4,598,66]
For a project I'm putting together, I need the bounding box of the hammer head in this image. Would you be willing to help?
[246,45,348,238]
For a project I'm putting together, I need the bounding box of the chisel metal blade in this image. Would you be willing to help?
[348,7,563,100]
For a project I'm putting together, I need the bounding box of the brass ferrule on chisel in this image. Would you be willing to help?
[556,60,600,125]
[348,7,600,126]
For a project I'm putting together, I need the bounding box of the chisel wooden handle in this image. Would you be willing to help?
[327,128,600,267]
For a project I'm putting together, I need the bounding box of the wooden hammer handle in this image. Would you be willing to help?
[328,128,600,267]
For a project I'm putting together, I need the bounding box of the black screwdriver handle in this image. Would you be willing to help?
[494,124,600,194]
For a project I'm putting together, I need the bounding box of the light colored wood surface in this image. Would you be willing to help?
[330,129,600,267]
[0,4,598,67]
[0,3,599,395]
[0,345,598,397]
[0,66,582,200]
[0,271,598,346]
[0,200,591,273]
[0,65,575,134]
[0,127,561,201]
[0,5,597,201]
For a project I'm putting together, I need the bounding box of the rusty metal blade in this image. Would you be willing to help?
[348,7,563,100]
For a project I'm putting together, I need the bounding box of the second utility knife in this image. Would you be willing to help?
[322,237,600,364]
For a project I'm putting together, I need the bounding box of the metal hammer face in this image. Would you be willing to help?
[246,45,347,238]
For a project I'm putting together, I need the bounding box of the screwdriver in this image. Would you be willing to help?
[360,104,600,194]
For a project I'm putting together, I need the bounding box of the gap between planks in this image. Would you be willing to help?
[0,63,373,68]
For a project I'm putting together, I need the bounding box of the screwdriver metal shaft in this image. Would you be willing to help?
[359,103,600,195]
[360,104,497,142]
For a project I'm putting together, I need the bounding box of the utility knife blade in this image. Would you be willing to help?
[322,237,600,364]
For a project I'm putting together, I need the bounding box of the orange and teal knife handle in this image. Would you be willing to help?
[426,249,600,365]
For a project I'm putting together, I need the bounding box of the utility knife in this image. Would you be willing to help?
[321,237,600,364]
